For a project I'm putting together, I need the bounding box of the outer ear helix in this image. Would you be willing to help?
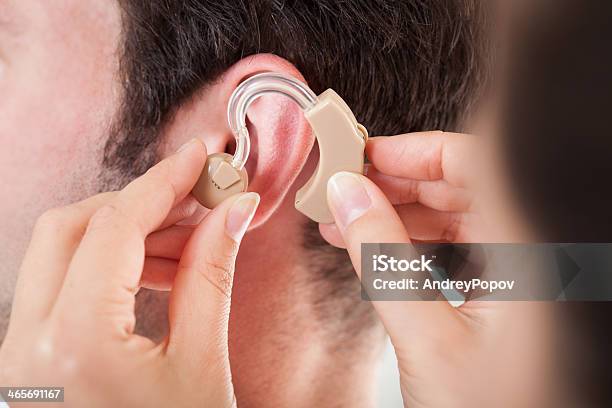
[191,72,367,223]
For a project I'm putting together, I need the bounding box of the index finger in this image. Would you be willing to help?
[366,131,475,187]
[104,139,208,236]
[54,139,207,331]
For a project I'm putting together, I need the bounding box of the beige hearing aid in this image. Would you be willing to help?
[191,153,249,208]
[191,72,367,223]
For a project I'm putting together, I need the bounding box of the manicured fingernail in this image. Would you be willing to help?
[226,193,260,242]
[176,138,199,153]
[327,172,372,230]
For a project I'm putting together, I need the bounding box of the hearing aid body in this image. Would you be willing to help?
[295,89,367,223]
[191,73,367,223]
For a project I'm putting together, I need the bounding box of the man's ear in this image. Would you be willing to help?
[160,54,314,228]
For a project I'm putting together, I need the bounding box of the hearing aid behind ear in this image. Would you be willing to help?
[191,72,367,223]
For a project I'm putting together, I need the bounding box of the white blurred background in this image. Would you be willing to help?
[376,338,403,407]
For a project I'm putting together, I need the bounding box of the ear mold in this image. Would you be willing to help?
[192,153,248,209]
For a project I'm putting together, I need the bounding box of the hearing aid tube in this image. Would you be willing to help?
[193,72,367,222]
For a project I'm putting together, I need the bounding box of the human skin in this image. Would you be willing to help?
[0,140,259,407]
[0,0,122,328]
[0,1,380,406]
[1,128,559,407]
[0,1,555,407]
[321,132,557,407]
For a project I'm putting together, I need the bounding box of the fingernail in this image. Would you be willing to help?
[226,193,260,242]
[176,138,199,153]
[328,172,372,230]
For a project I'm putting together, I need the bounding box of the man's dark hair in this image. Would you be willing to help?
[104,0,486,338]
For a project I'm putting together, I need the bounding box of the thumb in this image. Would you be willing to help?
[165,192,259,376]
[326,172,463,349]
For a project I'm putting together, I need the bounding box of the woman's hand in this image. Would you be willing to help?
[320,131,488,247]
[0,139,259,407]
[323,132,553,407]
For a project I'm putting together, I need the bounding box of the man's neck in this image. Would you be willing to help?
[228,224,384,407]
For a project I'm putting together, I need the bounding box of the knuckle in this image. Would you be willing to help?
[399,179,420,204]
[87,204,121,229]
[35,327,90,380]
[392,140,410,169]
[143,159,179,201]
[34,207,74,233]
[443,213,464,243]
[144,164,169,187]
[199,247,238,298]
[429,141,444,181]
[146,157,172,177]
[146,160,173,187]
[85,204,141,239]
